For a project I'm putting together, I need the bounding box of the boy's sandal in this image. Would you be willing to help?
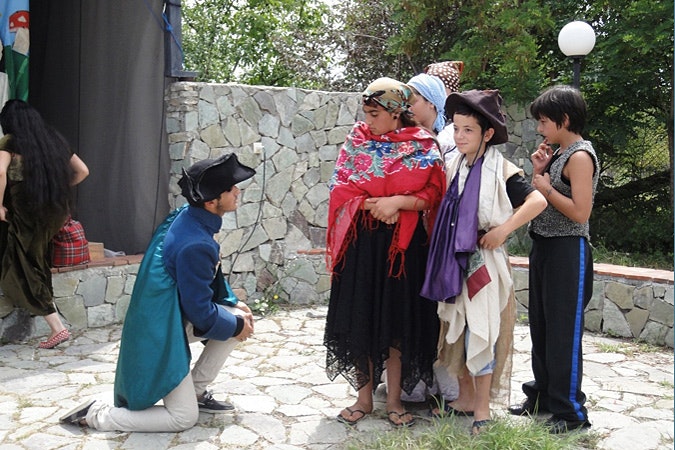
[38,329,71,349]
[431,402,474,418]
[471,419,493,435]
[336,407,368,426]
[387,410,416,428]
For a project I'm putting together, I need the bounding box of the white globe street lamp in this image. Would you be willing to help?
[557,21,596,89]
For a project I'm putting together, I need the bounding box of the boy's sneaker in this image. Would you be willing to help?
[197,390,234,413]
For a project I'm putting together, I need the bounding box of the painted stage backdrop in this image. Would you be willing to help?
[0,0,28,101]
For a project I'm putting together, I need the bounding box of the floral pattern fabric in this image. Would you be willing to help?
[327,121,445,276]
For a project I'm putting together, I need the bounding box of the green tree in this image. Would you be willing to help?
[337,0,673,264]
[571,0,673,260]
[182,0,340,89]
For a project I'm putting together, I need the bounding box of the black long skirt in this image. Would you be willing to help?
[324,211,440,395]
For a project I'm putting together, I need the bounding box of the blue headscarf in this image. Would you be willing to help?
[408,74,447,133]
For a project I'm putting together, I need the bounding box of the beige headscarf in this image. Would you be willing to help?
[362,77,413,113]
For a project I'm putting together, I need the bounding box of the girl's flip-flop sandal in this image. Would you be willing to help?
[336,407,368,426]
[387,410,416,428]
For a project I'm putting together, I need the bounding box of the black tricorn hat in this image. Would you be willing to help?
[445,89,509,145]
[178,153,256,203]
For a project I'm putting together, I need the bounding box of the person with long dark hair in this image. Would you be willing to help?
[0,99,89,348]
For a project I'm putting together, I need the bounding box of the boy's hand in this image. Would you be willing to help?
[480,227,508,250]
[531,139,553,174]
[532,173,552,195]
[236,313,255,341]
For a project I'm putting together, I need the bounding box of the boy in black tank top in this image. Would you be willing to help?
[509,85,598,434]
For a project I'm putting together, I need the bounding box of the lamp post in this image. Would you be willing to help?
[557,21,596,89]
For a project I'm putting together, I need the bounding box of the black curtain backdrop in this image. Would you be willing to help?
[30,0,170,254]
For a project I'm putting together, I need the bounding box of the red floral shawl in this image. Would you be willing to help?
[327,121,445,276]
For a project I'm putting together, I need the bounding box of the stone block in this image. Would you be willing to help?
[201,124,227,148]
[602,301,632,337]
[605,281,635,310]
[105,276,125,303]
[283,279,318,305]
[634,285,655,309]
[649,298,674,327]
[115,295,131,323]
[88,304,116,328]
[55,295,87,329]
[625,307,650,339]
[514,289,529,310]
[587,280,604,311]
[0,309,32,342]
[198,99,219,127]
[52,273,80,298]
[285,258,319,284]
[77,274,107,307]
[262,217,287,241]
[638,321,669,346]
[511,269,528,292]
[123,275,136,295]
[585,309,603,333]
[664,326,674,349]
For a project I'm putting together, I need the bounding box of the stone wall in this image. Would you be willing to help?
[2,256,670,349]
[164,82,361,308]
[0,256,142,342]
[163,82,539,308]
[511,258,673,348]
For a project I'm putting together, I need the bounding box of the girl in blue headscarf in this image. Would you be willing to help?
[407,73,447,135]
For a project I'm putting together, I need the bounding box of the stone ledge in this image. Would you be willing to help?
[509,256,673,285]
[299,250,674,285]
[50,254,144,273]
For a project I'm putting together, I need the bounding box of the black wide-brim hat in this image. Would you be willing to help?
[445,89,509,145]
[178,153,256,203]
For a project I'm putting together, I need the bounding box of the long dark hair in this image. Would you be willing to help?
[0,100,74,219]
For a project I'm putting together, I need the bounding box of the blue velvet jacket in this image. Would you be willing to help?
[114,205,239,410]
[163,206,239,340]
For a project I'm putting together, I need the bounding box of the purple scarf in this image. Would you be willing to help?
[420,156,483,303]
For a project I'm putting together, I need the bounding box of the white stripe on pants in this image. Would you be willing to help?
[87,305,241,432]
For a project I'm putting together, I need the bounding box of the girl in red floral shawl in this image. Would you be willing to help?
[324,77,445,428]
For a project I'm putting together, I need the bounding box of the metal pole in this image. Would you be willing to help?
[572,56,581,89]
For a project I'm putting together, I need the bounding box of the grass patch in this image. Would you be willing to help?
[591,243,673,270]
[595,340,664,356]
[507,232,672,271]
[658,380,674,390]
[17,397,33,408]
[344,416,598,450]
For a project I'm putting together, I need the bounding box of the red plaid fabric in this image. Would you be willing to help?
[51,217,90,267]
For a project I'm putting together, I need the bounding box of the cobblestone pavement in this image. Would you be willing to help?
[0,306,672,449]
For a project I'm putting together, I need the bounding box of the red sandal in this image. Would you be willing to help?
[38,329,71,349]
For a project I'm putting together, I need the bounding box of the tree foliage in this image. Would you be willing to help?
[335,0,673,262]
[181,0,341,89]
